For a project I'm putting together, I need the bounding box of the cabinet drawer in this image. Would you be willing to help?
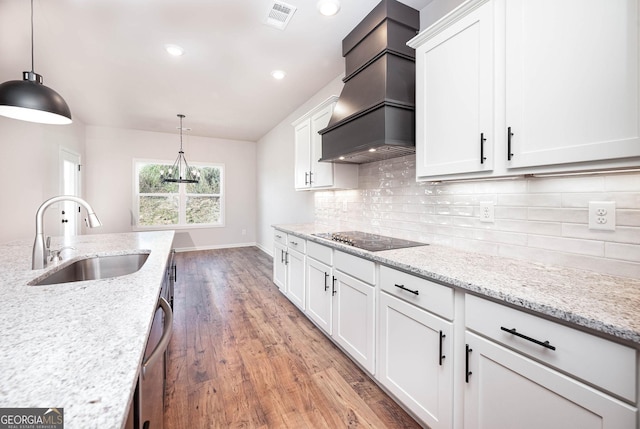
[287,235,306,253]
[273,230,287,245]
[334,250,375,285]
[307,241,332,265]
[379,265,454,321]
[466,294,637,402]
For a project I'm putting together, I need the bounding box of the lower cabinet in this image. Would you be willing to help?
[464,331,637,429]
[271,231,639,429]
[306,256,333,334]
[332,270,376,374]
[286,248,305,311]
[378,292,454,429]
[273,242,287,291]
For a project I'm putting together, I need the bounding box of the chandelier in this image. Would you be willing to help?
[161,114,200,183]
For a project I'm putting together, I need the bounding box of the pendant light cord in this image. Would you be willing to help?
[30,0,34,72]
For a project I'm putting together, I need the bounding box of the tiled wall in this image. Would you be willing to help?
[314,155,640,279]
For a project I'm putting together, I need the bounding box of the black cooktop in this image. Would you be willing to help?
[313,231,427,252]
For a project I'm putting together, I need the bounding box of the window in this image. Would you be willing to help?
[134,160,224,228]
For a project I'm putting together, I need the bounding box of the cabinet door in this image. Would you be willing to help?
[273,242,287,291]
[378,292,453,429]
[464,332,637,429]
[416,0,494,178]
[505,0,640,168]
[310,103,335,188]
[294,119,311,189]
[332,271,376,374]
[306,257,332,334]
[286,249,305,311]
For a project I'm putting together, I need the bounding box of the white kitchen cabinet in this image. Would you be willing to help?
[378,292,454,429]
[272,230,306,309]
[413,0,494,178]
[332,269,376,374]
[409,0,640,181]
[273,241,287,291]
[292,96,358,190]
[464,294,637,429]
[464,331,637,429]
[286,247,305,311]
[331,251,376,375]
[306,256,333,334]
[504,0,640,169]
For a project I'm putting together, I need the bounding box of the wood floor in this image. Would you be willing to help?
[164,247,422,429]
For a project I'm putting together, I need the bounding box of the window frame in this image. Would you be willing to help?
[132,158,225,231]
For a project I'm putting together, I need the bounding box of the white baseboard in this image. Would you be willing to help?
[173,242,257,253]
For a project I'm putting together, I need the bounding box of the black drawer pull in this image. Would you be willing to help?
[501,326,556,351]
[332,276,337,296]
[480,132,487,164]
[465,344,472,383]
[507,127,514,160]
[324,272,329,291]
[394,283,419,296]
[439,331,446,366]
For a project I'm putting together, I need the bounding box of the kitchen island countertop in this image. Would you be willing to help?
[0,231,174,429]
[275,223,640,347]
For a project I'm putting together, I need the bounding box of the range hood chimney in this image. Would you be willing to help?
[319,0,419,164]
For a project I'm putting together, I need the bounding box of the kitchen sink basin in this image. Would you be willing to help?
[30,252,150,286]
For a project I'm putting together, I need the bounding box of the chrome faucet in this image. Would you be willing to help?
[32,195,102,269]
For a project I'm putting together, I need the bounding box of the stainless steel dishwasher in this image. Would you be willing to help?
[135,296,173,429]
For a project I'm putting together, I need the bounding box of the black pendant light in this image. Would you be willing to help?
[161,114,200,184]
[0,0,72,125]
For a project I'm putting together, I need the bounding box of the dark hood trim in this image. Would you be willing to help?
[319,0,419,164]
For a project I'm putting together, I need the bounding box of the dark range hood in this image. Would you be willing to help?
[319,0,419,164]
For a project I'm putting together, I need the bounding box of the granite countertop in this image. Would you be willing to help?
[274,223,640,347]
[0,230,175,429]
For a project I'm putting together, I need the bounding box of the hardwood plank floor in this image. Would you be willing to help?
[164,247,422,429]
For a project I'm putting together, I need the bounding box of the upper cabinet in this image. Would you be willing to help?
[409,0,640,181]
[412,0,495,178]
[293,97,359,190]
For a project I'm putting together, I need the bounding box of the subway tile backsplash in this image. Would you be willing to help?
[314,155,640,278]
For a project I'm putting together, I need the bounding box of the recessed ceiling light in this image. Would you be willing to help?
[165,44,185,56]
[317,0,340,16]
[271,70,286,80]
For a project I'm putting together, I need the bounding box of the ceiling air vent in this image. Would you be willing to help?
[264,1,297,30]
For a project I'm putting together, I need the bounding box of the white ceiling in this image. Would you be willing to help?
[0,0,432,141]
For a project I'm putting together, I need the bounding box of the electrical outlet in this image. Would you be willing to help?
[479,201,495,223]
[588,201,616,231]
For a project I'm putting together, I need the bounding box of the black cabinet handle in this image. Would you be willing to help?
[309,171,313,185]
[480,132,487,164]
[465,344,473,383]
[284,251,289,265]
[324,272,329,291]
[507,127,514,160]
[439,331,446,366]
[173,264,177,283]
[501,326,556,351]
[394,283,419,296]
[280,249,284,263]
[332,276,337,296]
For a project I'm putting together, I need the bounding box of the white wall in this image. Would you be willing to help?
[85,125,256,251]
[256,74,345,255]
[0,116,86,244]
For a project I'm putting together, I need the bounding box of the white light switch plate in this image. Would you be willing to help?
[588,201,616,231]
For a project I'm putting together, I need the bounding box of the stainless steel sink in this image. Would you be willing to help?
[29,252,150,286]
